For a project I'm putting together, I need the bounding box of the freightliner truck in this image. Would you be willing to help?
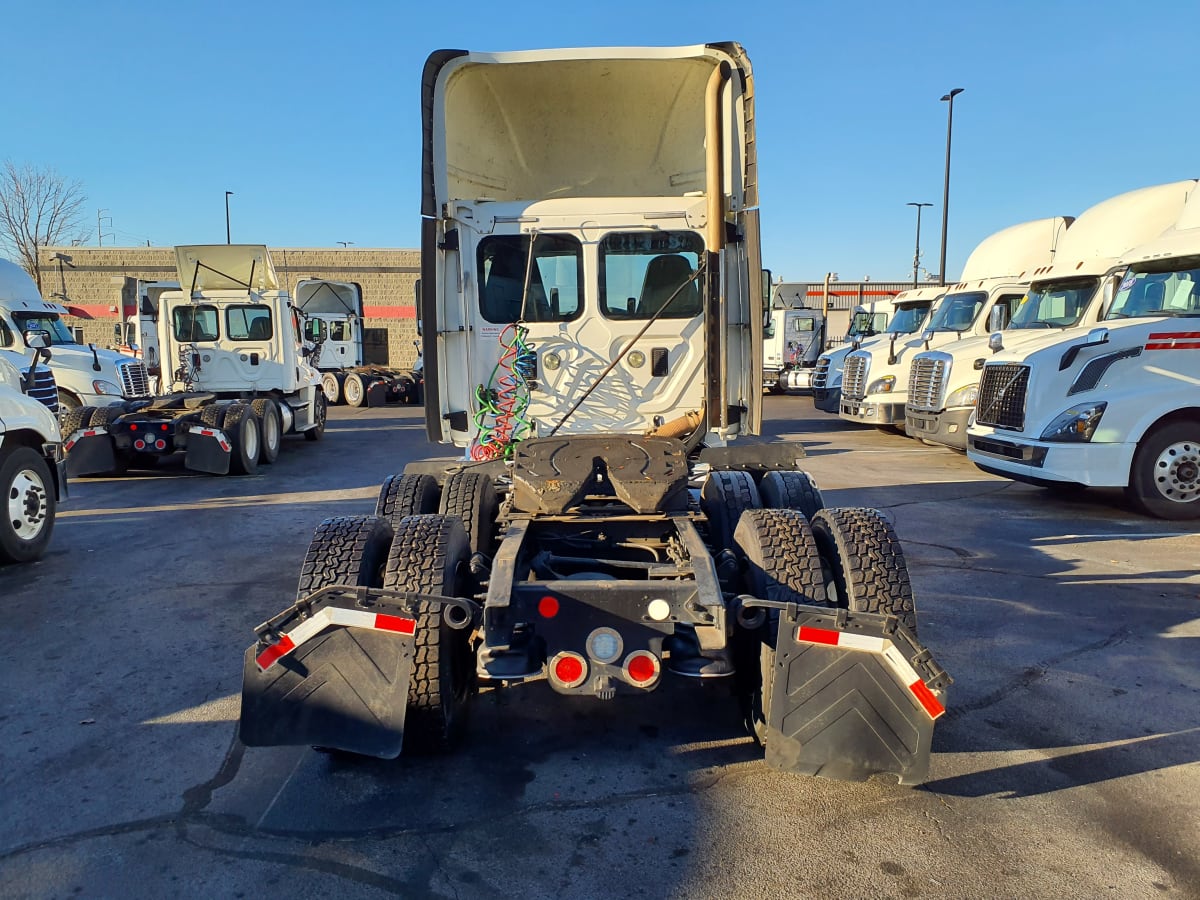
[811,286,939,415]
[968,182,1200,519]
[763,281,826,393]
[239,44,951,784]
[838,217,1071,433]
[906,180,1196,450]
[63,245,329,477]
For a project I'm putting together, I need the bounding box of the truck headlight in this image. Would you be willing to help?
[1040,402,1107,442]
[946,384,978,408]
[93,380,123,395]
[867,375,896,394]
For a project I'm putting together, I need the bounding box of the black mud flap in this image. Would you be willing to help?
[64,429,116,477]
[183,427,231,475]
[240,595,420,758]
[764,606,951,785]
[365,379,391,407]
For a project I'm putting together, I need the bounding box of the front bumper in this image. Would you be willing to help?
[905,407,972,451]
[966,430,1135,488]
[813,386,841,413]
[840,397,906,426]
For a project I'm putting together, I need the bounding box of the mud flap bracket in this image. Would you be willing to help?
[763,604,951,785]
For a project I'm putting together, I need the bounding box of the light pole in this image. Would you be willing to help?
[907,202,932,287]
[938,88,964,286]
[337,241,354,248]
[225,191,234,244]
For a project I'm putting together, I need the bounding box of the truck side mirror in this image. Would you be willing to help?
[24,331,50,350]
[763,321,775,339]
[988,305,1008,332]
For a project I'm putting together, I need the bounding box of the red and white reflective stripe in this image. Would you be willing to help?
[255,607,416,671]
[189,426,232,452]
[64,427,107,452]
[795,625,945,720]
[1146,332,1200,351]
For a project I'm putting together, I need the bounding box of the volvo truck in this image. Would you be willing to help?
[239,44,951,785]
[838,217,1071,432]
[906,180,1195,450]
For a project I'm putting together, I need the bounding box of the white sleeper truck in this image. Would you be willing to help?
[0,259,152,412]
[968,185,1200,519]
[0,352,66,563]
[838,217,1071,432]
[63,245,328,477]
[811,286,938,415]
[906,180,1195,450]
[239,44,951,785]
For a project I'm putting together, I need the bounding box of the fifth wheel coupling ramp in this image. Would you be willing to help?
[764,605,951,785]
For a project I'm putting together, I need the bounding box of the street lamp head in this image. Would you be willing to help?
[940,88,964,102]
[226,190,234,197]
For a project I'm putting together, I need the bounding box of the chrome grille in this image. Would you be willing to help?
[908,356,948,412]
[842,353,869,400]
[118,361,152,398]
[24,366,59,413]
[812,357,831,389]
[975,364,1029,430]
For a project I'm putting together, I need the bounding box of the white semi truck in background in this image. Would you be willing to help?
[906,180,1196,450]
[0,351,65,564]
[839,217,1072,432]
[968,184,1200,519]
[763,281,825,393]
[239,43,950,785]
[112,279,179,385]
[0,259,152,412]
[811,286,939,414]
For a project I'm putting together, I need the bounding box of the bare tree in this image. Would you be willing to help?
[0,161,88,293]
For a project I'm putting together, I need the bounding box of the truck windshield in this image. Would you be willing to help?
[11,312,77,345]
[600,231,704,319]
[849,311,888,337]
[924,291,986,332]
[1105,264,1200,319]
[886,304,932,335]
[1010,278,1097,329]
[478,234,583,324]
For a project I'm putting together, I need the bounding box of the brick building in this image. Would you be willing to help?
[36,246,422,367]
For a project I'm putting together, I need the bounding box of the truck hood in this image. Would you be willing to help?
[50,343,139,375]
[174,245,280,292]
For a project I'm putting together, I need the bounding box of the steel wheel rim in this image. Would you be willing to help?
[9,467,49,541]
[345,379,361,404]
[1153,440,1200,503]
[264,409,280,450]
[244,418,260,461]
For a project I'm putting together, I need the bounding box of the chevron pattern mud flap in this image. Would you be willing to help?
[764,606,950,785]
[239,603,417,759]
[63,430,116,477]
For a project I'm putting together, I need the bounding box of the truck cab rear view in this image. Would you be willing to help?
[239,44,950,785]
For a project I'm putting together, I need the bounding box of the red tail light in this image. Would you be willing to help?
[624,651,660,687]
[549,652,587,688]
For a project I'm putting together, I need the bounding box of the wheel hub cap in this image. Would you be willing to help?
[9,468,48,540]
[1153,440,1200,503]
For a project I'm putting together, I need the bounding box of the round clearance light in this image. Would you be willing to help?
[624,651,661,687]
[538,595,560,618]
[587,627,623,664]
[646,599,671,621]
[627,350,646,369]
[543,351,562,371]
[550,651,587,688]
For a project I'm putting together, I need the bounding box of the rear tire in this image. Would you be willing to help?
[59,406,96,438]
[251,398,282,464]
[809,507,918,636]
[0,446,56,564]
[439,471,499,557]
[304,392,327,441]
[222,402,260,476]
[321,372,342,405]
[383,514,473,754]
[759,470,824,520]
[344,373,367,407]
[733,508,829,745]
[296,514,393,601]
[1126,421,1200,520]
[375,473,441,527]
[700,470,761,551]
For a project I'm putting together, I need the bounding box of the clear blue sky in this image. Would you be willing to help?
[6,0,1195,282]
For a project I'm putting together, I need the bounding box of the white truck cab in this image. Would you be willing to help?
[0,258,152,411]
[838,217,1071,431]
[0,352,66,563]
[113,279,178,382]
[764,282,826,392]
[907,181,1195,449]
[812,286,937,414]
[968,187,1200,518]
[294,279,363,371]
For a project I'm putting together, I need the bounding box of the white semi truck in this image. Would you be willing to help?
[0,351,66,563]
[239,43,951,784]
[906,180,1196,450]
[112,279,180,384]
[0,259,152,412]
[763,282,826,393]
[811,286,939,415]
[968,185,1200,519]
[839,217,1072,432]
[63,245,329,477]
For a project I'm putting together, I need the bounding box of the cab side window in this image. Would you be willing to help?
[227,305,273,341]
[172,305,220,342]
[0,317,12,348]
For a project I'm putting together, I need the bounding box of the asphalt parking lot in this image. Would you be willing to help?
[1,396,1198,899]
